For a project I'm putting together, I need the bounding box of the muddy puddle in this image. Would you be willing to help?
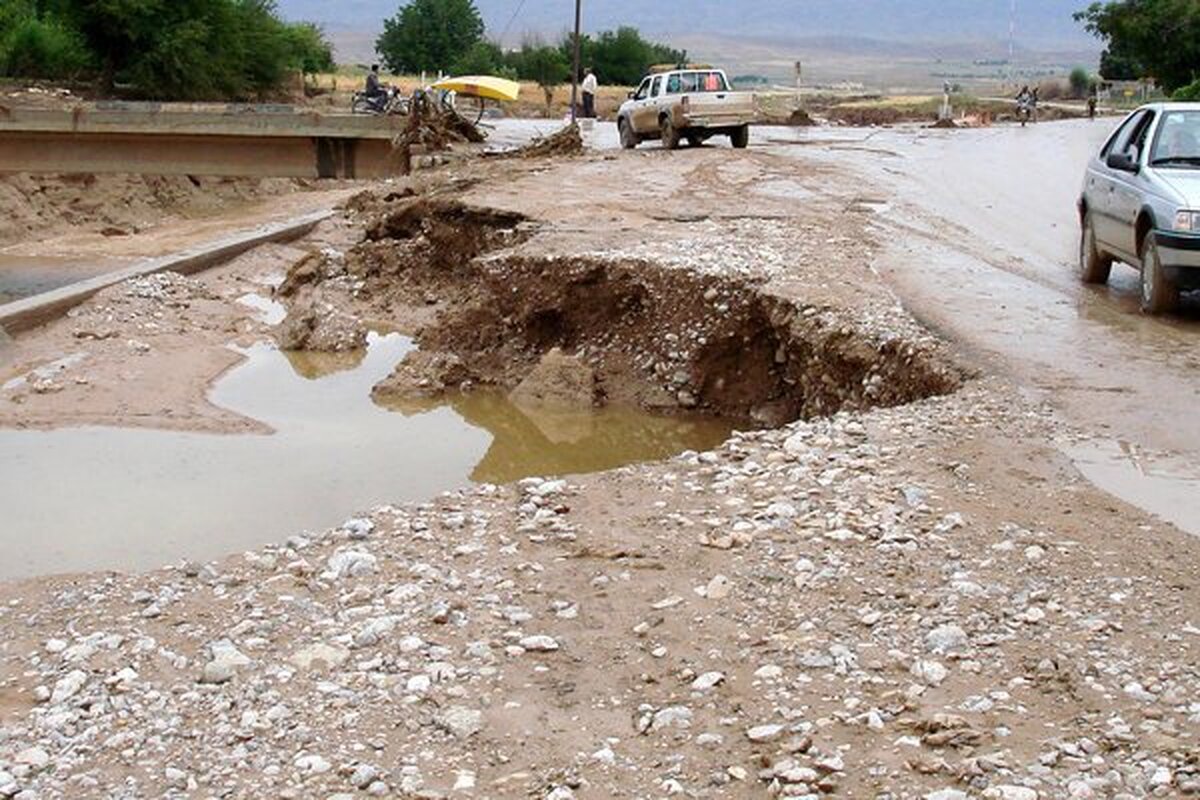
[0,254,131,304]
[0,333,732,579]
[1066,439,1200,537]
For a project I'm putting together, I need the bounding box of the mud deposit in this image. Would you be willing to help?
[0,333,731,579]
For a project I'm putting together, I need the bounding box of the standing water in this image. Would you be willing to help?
[0,333,732,578]
[0,254,132,305]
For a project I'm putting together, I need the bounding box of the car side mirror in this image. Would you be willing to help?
[1106,152,1139,173]
[627,91,635,99]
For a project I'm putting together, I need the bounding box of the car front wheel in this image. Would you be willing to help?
[730,125,750,149]
[1140,232,1179,314]
[1078,212,1112,284]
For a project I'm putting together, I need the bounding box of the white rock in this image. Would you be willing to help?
[50,670,87,704]
[911,659,950,687]
[925,624,969,654]
[691,671,726,691]
[777,765,819,784]
[294,754,332,774]
[925,791,969,800]
[342,518,375,539]
[350,764,379,789]
[354,616,398,648]
[289,643,350,671]
[592,746,616,765]
[439,706,483,739]
[202,640,250,684]
[14,749,49,770]
[746,724,785,743]
[703,574,732,600]
[325,549,378,579]
[519,635,560,652]
[651,706,693,731]
[983,787,1038,800]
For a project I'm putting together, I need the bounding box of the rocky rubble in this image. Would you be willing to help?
[1,382,1196,798]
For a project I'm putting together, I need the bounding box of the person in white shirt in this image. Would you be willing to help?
[581,68,598,118]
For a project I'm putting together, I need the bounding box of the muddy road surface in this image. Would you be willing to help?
[771,119,1200,535]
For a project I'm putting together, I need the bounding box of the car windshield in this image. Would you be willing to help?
[1150,111,1200,167]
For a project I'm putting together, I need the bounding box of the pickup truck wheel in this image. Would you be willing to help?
[660,117,681,151]
[730,125,750,149]
[1139,232,1179,315]
[618,119,638,150]
[1078,213,1112,284]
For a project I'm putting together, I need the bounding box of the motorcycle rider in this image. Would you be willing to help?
[364,65,387,110]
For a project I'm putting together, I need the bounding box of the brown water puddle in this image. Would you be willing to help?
[0,333,733,579]
[1066,439,1200,537]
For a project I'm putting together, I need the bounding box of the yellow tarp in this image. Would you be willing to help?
[431,76,521,103]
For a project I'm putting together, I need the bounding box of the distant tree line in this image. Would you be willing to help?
[376,0,685,93]
[0,0,334,100]
[1075,0,1200,98]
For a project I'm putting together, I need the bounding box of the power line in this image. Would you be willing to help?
[498,0,528,44]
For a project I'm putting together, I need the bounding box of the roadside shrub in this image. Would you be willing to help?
[0,15,91,80]
[1174,79,1200,101]
[1038,80,1068,101]
[1069,67,1092,98]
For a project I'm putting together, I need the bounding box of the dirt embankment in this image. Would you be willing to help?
[278,194,961,428]
[0,173,309,247]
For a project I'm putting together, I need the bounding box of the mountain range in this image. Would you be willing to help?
[277,0,1098,49]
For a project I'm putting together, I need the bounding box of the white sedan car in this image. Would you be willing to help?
[1079,102,1200,313]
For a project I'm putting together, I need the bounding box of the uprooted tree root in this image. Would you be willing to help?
[281,196,963,427]
[499,123,584,159]
[391,95,486,173]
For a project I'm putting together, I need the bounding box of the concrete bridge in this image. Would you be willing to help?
[0,102,404,179]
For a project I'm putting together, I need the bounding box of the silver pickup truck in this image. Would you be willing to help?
[617,68,755,151]
[1079,102,1200,314]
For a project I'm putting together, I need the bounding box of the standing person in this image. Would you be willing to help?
[1087,92,1097,120]
[581,67,598,119]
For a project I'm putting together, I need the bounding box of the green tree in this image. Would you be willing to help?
[1075,0,1200,91]
[1175,79,1200,101]
[284,22,335,75]
[0,2,92,80]
[451,39,513,78]
[377,0,483,74]
[565,27,684,87]
[512,43,567,109]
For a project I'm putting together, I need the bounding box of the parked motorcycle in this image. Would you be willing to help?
[351,86,409,116]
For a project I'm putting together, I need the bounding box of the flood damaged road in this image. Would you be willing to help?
[4,122,1200,800]
[771,120,1200,535]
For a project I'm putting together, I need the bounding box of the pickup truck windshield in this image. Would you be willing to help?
[1151,111,1200,168]
[665,71,729,94]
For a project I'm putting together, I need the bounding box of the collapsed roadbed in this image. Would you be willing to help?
[278,195,961,427]
[1,146,1198,800]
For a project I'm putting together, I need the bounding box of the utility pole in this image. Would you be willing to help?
[570,0,582,123]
